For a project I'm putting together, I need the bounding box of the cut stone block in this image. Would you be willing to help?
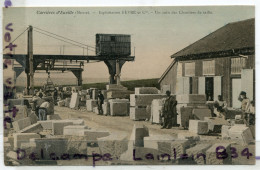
[225,108,243,119]
[19,123,43,133]
[192,108,212,120]
[206,143,232,164]
[30,138,68,160]
[150,99,165,124]
[228,125,254,145]
[98,132,128,158]
[68,119,85,125]
[110,101,129,116]
[57,100,65,107]
[130,107,148,120]
[167,139,194,158]
[93,107,99,114]
[13,117,31,132]
[221,125,232,139]
[106,84,128,91]
[65,98,71,107]
[86,99,97,112]
[176,94,206,104]
[69,93,80,109]
[38,120,53,130]
[189,120,208,135]
[13,105,28,121]
[106,90,133,99]
[83,129,110,141]
[13,133,40,150]
[109,99,129,103]
[130,94,167,107]
[204,117,229,133]
[28,112,38,124]
[144,135,175,150]
[47,114,61,120]
[63,125,89,136]
[102,102,110,116]
[135,87,159,94]
[67,136,89,155]
[186,144,212,165]
[180,107,193,128]
[52,121,73,135]
[129,124,149,147]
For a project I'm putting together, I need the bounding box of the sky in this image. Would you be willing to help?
[3,6,255,81]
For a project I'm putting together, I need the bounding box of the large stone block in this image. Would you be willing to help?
[93,107,99,114]
[67,136,89,155]
[189,120,208,135]
[69,93,80,109]
[106,84,128,91]
[186,144,212,165]
[83,129,110,141]
[144,135,175,150]
[206,143,232,164]
[228,125,254,145]
[38,120,53,130]
[130,107,148,120]
[30,138,68,160]
[28,112,38,124]
[204,117,229,133]
[63,125,89,136]
[192,108,212,120]
[177,132,200,141]
[52,121,73,135]
[129,124,149,147]
[86,99,97,112]
[180,107,193,128]
[106,90,133,99]
[13,133,41,150]
[102,102,110,116]
[110,101,129,116]
[98,132,128,158]
[13,117,31,132]
[221,125,232,139]
[130,94,167,107]
[47,114,61,120]
[150,99,165,124]
[176,94,206,104]
[19,123,43,133]
[135,87,159,94]
[13,105,28,121]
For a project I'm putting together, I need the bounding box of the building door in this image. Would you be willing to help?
[205,77,214,101]
[232,78,241,108]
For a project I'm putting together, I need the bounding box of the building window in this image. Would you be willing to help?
[177,62,182,78]
[203,60,215,75]
[185,62,195,77]
[231,57,246,74]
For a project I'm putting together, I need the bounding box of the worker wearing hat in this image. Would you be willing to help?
[161,90,178,129]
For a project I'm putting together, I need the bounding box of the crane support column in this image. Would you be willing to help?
[27,25,34,95]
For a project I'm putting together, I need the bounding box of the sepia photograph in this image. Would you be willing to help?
[2,6,256,166]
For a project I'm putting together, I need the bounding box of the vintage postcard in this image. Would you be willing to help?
[2,6,255,166]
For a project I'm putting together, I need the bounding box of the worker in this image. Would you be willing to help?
[238,91,250,123]
[38,99,50,121]
[53,89,58,105]
[215,95,227,108]
[247,100,255,125]
[161,90,177,129]
[97,90,104,115]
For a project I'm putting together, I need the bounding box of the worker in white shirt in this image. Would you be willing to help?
[38,100,50,121]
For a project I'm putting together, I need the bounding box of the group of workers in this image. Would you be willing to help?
[32,89,52,121]
[160,90,255,129]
